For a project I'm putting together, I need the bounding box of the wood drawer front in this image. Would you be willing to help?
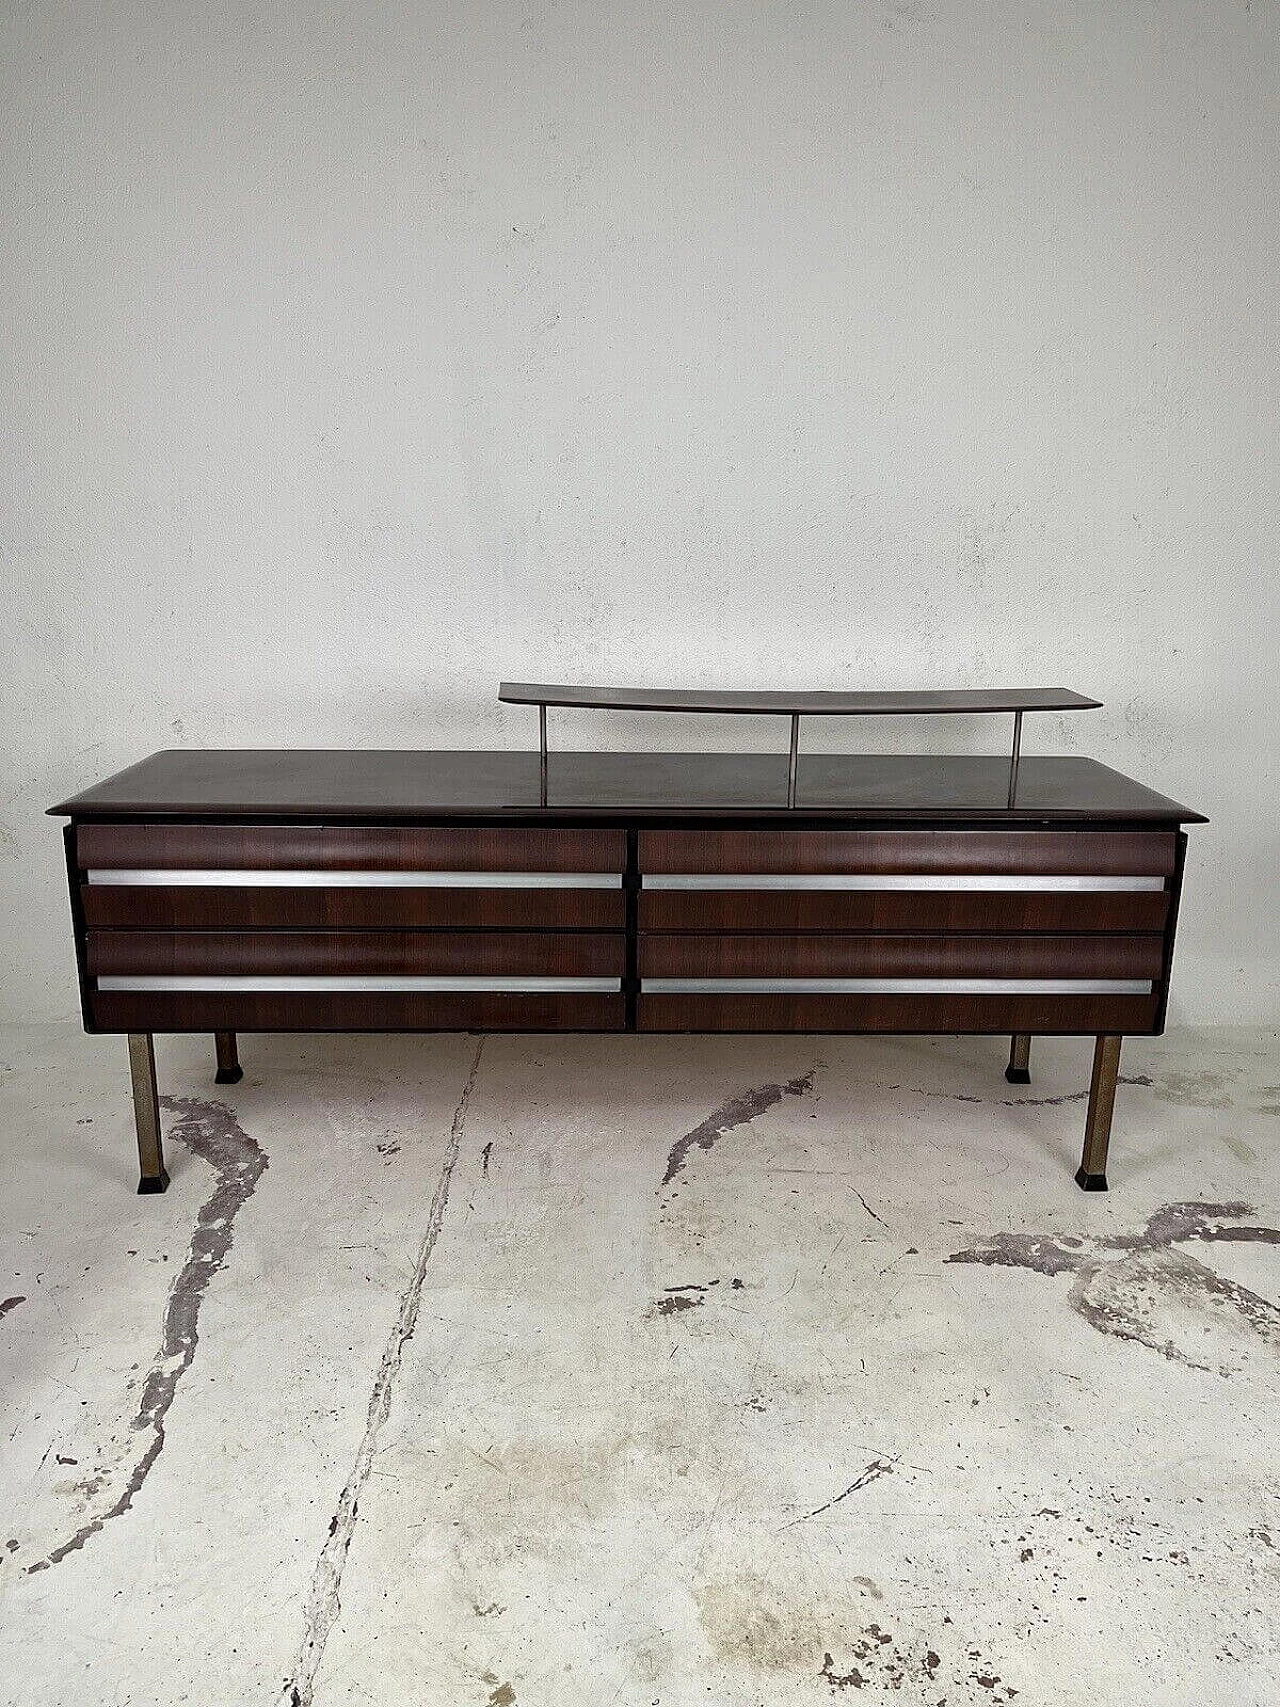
[82,884,624,931]
[88,931,624,978]
[638,888,1169,935]
[638,993,1160,1035]
[639,829,1175,876]
[90,991,624,1034]
[639,933,1164,981]
[77,823,626,873]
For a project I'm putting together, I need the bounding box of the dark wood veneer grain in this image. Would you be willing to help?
[77,823,626,872]
[637,993,1159,1035]
[82,885,625,931]
[88,930,624,976]
[638,829,1175,875]
[90,991,624,1033]
[637,888,1170,935]
[638,933,1164,979]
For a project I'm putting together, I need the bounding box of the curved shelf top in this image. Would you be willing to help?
[499,682,1101,716]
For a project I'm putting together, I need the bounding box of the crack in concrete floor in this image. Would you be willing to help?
[283,1038,485,1707]
[24,1095,266,1574]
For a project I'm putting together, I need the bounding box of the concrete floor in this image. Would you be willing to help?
[1,1024,1278,1706]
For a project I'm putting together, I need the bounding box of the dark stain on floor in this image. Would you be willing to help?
[0,1296,25,1321]
[652,1277,746,1316]
[1005,1490,1220,1598]
[784,1458,895,1529]
[661,1072,815,1191]
[24,1096,266,1573]
[819,1625,1015,1700]
[657,1290,704,1315]
[858,1073,1151,1112]
[949,1202,1280,1374]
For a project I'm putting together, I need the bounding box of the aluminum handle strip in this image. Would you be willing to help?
[641,873,1164,892]
[86,869,621,889]
[642,977,1154,995]
[97,975,621,994]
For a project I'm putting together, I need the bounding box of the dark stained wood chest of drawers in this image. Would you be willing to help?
[50,744,1204,1196]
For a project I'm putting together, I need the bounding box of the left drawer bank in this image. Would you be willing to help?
[68,823,628,1032]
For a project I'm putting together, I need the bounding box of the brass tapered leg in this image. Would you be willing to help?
[128,1034,169,1194]
[214,1030,243,1085]
[1076,1034,1122,1192]
[1005,1034,1032,1085]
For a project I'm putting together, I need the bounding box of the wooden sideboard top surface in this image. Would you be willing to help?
[50,750,1205,824]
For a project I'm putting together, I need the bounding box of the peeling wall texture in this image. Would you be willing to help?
[2,0,1277,1023]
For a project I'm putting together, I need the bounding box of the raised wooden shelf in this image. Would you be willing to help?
[499,682,1101,715]
[499,682,1103,807]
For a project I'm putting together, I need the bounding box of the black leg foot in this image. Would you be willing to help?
[1078,1034,1122,1191]
[128,1034,167,1196]
[214,1031,243,1085]
[1005,1034,1032,1085]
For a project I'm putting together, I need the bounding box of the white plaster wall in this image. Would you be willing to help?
[2,0,1277,1024]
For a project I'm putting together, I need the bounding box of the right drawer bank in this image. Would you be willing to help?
[635,828,1179,1035]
